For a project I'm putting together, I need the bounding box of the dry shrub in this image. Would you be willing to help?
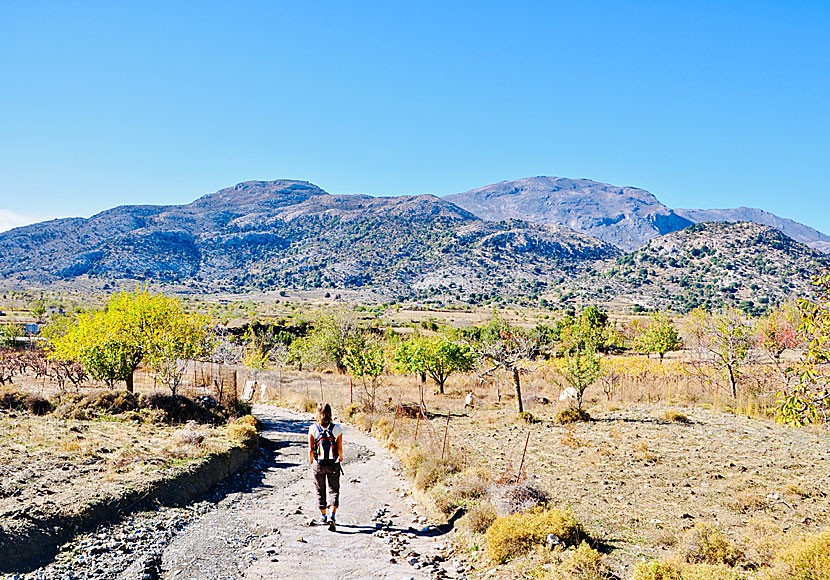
[548,542,611,580]
[556,407,591,424]
[343,403,360,419]
[413,453,465,491]
[676,522,744,567]
[632,560,741,580]
[484,507,584,563]
[226,423,259,448]
[164,424,209,459]
[490,479,550,515]
[742,517,786,568]
[663,409,690,423]
[457,501,497,535]
[560,426,591,449]
[0,388,51,415]
[370,417,392,439]
[142,393,224,425]
[351,412,375,433]
[633,441,660,463]
[727,488,770,514]
[433,466,493,516]
[765,528,830,580]
[234,414,263,431]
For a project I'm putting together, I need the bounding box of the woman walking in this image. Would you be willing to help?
[308,402,343,531]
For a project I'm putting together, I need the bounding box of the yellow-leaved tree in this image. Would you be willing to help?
[47,288,212,394]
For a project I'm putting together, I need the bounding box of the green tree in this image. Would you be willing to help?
[343,336,386,411]
[778,270,830,426]
[31,300,46,322]
[0,324,24,349]
[394,335,475,394]
[562,344,602,410]
[307,308,361,373]
[47,288,211,393]
[636,312,683,361]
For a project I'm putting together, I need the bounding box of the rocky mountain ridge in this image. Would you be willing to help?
[445,176,829,253]
[1,178,827,312]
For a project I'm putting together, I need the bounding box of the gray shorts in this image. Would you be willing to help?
[312,462,341,509]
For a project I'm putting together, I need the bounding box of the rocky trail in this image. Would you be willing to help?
[4,406,459,580]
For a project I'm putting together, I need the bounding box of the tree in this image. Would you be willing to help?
[0,324,23,349]
[562,344,602,410]
[777,270,830,426]
[394,335,475,394]
[307,308,362,373]
[465,317,548,413]
[636,312,683,361]
[47,288,211,393]
[687,307,755,398]
[31,300,46,322]
[343,336,386,411]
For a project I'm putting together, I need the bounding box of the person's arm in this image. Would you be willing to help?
[309,431,316,465]
[336,433,343,463]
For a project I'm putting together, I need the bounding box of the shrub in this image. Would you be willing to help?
[413,454,465,491]
[52,389,140,419]
[489,480,550,515]
[632,560,740,580]
[766,528,830,580]
[676,522,743,567]
[517,411,539,424]
[370,417,392,439]
[234,414,263,431]
[556,407,591,424]
[24,395,52,415]
[663,409,690,423]
[632,559,683,580]
[224,398,252,418]
[343,403,360,419]
[142,393,224,425]
[457,502,497,535]
[0,388,52,415]
[226,423,259,448]
[0,387,29,411]
[552,542,611,580]
[484,507,584,563]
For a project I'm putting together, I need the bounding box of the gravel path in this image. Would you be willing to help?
[3,405,456,580]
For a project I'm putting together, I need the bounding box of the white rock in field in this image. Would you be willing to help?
[464,392,475,408]
[559,387,579,402]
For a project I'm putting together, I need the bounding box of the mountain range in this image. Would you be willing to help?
[0,177,827,312]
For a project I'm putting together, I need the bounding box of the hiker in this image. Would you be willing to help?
[308,402,343,531]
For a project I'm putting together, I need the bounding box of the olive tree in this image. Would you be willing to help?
[636,312,683,361]
[778,270,830,426]
[393,335,475,395]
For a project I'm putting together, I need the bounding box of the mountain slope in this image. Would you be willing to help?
[0,180,619,299]
[445,176,693,251]
[586,221,830,313]
[675,207,830,253]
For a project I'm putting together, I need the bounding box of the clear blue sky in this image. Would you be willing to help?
[1,1,828,234]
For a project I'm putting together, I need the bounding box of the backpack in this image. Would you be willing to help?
[314,423,339,464]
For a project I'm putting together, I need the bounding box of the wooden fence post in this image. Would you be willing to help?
[441,411,451,459]
[516,431,531,484]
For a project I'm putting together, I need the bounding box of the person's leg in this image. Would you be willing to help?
[327,464,341,519]
[313,463,327,520]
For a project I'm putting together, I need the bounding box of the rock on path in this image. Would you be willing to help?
[159,405,449,580]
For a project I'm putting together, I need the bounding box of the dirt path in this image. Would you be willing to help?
[158,405,453,580]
